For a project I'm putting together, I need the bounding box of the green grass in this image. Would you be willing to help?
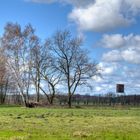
[0,106,140,140]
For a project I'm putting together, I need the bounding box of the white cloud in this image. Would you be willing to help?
[98,33,140,94]
[100,33,140,48]
[27,0,140,32]
[127,0,140,14]
[95,86,102,92]
[99,62,118,75]
[103,67,114,75]
[69,0,131,32]
[123,66,140,78]
[92,75,103,82]
[122,49,140,64]
[100,34,140,64]
[93,62,140,94]
[69,0,140,32]
[102,50,122,62]
[97,32,140,94]
[100,34,125,48]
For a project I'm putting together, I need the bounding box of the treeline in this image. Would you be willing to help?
[0,22,99,108]
[2,94,140,107]
[58,94,140,106]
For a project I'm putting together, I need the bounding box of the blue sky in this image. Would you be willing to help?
[0,0,140,95]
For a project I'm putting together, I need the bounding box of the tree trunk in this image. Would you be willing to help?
[36,70,40,102]
[49,84,56,105]
[68,95,72,108]
[36,88,40,103]
[50,96,54,105]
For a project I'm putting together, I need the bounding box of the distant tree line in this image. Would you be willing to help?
[57,94,140,106]
[0,22,99,108]
[2,94,140,107]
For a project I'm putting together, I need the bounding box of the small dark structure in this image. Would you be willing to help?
[116,84,124,93]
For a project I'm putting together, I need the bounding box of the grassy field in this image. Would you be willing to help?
[0,106,140,140]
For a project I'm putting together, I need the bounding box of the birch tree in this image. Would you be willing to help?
[1,23,38,106]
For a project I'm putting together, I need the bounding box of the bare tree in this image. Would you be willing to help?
[49,31,99,107]
[31,42,61,105]
[30,36,42,103]
[0,48,9,104]
[1,23,38,107]
[39,45,61,104]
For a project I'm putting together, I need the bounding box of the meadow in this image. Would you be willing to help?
[0,106,140,140]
